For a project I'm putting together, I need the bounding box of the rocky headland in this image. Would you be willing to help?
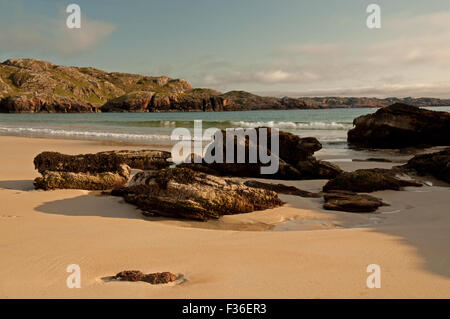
[1,58,450,113]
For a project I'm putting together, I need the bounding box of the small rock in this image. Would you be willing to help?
[323,190,386,213]
[114,270,177,284]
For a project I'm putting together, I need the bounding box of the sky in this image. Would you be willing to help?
[1,0,450,98]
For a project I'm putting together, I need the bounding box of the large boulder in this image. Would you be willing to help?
[347,103,450,148]
[402,148,450,183]
[323,191,386,213]
[181,128,342,180]
[111,167,283,221]
[323,168,422,193]
[33,151,130,190]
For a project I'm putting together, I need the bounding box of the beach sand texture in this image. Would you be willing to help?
[0,136,449,298]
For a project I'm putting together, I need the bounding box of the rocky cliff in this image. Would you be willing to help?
[1,58,450,113]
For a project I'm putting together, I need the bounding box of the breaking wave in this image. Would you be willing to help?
[0,126,171,141]
[229,121,352,130]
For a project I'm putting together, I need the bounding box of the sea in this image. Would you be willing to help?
[1,107,449,151]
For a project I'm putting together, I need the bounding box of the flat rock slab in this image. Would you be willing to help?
[323,191,387,213]
[323,168,422,193]
[244,180,321,198]
[114,270,177,284]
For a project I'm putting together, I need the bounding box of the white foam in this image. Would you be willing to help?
[230,121,352,130]
[0,126,171,141]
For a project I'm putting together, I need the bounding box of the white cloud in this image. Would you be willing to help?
[0,6,116,56]
[195,11,450,97]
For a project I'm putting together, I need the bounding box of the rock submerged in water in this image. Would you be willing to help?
[323,168,422,193]
[402,148,450,183]
[323,191,386,213]
[114,270,177,284]
[181,128,342,180]
[111,167,283,221]
[347,103,450,148]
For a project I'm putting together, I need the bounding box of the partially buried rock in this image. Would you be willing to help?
[111,167,283,221]
[323,190,386,213]
[323,168,422,193]
[114,270,177,284]
[243,180,321,198]
[402,148,450,183]
[33,151,130,190]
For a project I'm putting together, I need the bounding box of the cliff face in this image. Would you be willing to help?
[1,58,449,113]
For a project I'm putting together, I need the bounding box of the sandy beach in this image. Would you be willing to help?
[0,135,449,298]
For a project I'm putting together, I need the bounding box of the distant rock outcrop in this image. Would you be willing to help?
[111,167,283,221]
[347,103,450,148]
[2,59,450,113]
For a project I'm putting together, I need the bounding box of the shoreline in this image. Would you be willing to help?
[0,135,449,298]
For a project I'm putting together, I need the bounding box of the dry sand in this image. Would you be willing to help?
[0,135,449,298]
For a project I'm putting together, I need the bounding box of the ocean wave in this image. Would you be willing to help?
[0,126,171,141]
[229,121,352,130]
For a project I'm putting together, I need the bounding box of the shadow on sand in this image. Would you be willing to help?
[0,179,34,191]
[34,194,143,220]
[33,186,450,280]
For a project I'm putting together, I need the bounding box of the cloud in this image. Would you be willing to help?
[258,82,450,98]
[194,11,450,97]
[0,4,116,56]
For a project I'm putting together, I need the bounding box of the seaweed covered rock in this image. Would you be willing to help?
[34,151,126,174]
[33,151,130,190]
[403,148,450,183]
[111,167,283,221]
[348,103,450,148]
[181,128,341,180]
[323,191,386,213]
[323,169,422,193]
[114,270,177,284]
[97,149,172,170]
